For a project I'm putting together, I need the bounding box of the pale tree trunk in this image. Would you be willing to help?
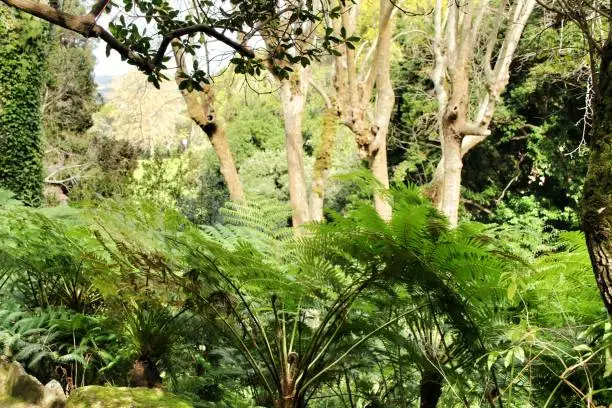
[439,58,470,226]
[440,129,463,227]
[427,0,449,210]
[279,69,311,227]
[583,39,612,315]
[261,11,314,228]
[367,0,395,221]
[328,0,395,221]
[310,107,337,222]
[208,124,244,201]
[172,42,244,201]
[370,139,392,220]
[429,0,536,225]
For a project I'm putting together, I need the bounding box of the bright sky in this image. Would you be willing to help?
[91,6,247,82]
[93,42,133,78]
[93,14,133,80]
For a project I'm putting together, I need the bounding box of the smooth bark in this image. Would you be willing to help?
[440,129,463,226]
[369,0,395,221]
[279,70,311,227]
[429,0,536,225]
[330,0,395,220]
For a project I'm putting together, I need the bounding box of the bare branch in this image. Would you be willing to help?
[459,122,491,137]
[308,78,333,109]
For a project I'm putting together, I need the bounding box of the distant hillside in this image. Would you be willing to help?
[89,71,200,153]
[96,75,114,100]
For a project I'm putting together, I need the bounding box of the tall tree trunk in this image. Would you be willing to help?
[440,127,463,227]
[419,368,444,408]
[279,70,310,227]
[369,136,392,220]
[583,40,612,315]
[427,0,535,224]
[179,88,244,201]
[205,122,244,201]
[439,59,470,227]
[368,0,395,221]
[330,0,394,220]
[310,107,337,222]
[172,42,244,201]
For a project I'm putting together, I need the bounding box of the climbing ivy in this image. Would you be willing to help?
[0,6,49,205]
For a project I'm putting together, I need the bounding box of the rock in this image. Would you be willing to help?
[42,380,66,408]
[0,396,41,408]
[0,359,65,407]
[66,386,193,408]
[3,360,27,393]
[0,357,11,393]
[0,359,45,405]
[8,373,45,404]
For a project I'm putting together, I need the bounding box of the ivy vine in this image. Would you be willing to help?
[0,5,49,205]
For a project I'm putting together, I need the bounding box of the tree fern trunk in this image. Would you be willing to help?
[419,368,443,408]
[129,358,162,388]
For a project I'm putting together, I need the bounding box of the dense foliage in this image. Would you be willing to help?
[0,186,609,406]
[0,6,48,205]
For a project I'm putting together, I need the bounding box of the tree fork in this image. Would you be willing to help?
[172,41,244,202]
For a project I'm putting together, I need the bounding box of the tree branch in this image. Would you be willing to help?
[89,0,109,17]
[459,122,491,136]
[308,78,333,109]
[1,0,255,75]
[154,25,255,66]
[1,0,156,71]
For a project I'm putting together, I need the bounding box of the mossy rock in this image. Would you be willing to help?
[0,395,39,407]
[65,386,193,408]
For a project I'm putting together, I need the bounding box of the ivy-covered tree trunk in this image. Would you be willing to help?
[0,6,48,205]
[583,40,612,315]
